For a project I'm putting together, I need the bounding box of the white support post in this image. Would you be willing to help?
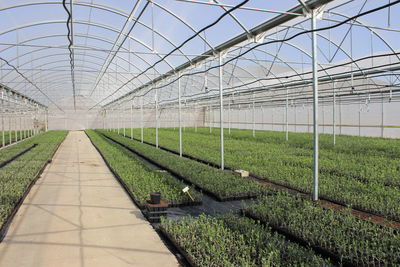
[285,88,289,141]
[155,88,159,148]
[381,92,384,138]
[219,54,224,170]
[131,101,133,139]
[117,109,120,135]
[123,108,126,137]
[1,110,4,147]
[141,97,144,143]
[194,103,197,132]
[14,114,18,142]
[19,114,22,139]
[9,113,12,144]
[333,81,336,145]
[178,76,182,157]
[209,105,212,133]
[228,96,231,135]
[311,9,319,201]
[252,93,255,137]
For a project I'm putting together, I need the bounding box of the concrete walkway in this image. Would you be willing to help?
[0,131,178,267]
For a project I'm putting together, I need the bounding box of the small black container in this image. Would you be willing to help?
[150,192,161,204]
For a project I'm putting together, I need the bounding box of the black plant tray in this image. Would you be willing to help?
[102,133,262,202]
[0,136,66,242]
[158,226,197,267]
[241,210,355,267]
[0,143,38,168]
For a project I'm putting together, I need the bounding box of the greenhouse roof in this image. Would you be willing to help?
[0,0,399,111]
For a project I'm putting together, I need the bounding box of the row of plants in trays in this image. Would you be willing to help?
[0,133,40,166]
[180,126,400,159]
[130,127,400,187]
[242,192,400,266]
[0,130,33,147]
[98,130,268,201]
[86,130,202,207]
[122,128,400,221]
[160,214,332,266]
[0,131,67,229]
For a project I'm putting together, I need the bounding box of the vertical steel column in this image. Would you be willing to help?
[1,110,4,147]
[285,88,289,141]
[209,104,212,133]
[333,81,336,145]
[155,88,159,148]
[8,113,12,144]
[117,108,120,135]
[131,101,133,139]
[123,107,126,137]
[14,113,18,142]
[178,76,182,157]
[358,100,361,136]
[19,114,22,139]
[311,9,319,201]
[22,113,25,139]
[252,93,255,137]
[228,96,231,135]
[194,103,197,132]
[381,92,384,137]
[141,96,144,143]
[219,54,224,170]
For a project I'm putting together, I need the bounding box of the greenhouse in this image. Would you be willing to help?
[0,0,400,266]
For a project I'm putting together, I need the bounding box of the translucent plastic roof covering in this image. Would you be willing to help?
[0,0,399,112]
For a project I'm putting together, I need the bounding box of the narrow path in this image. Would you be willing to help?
[0,131,178,267]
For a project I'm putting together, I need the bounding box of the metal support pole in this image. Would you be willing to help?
[285,88,289,141]
[9,114,12,144]
[209,105,212,133]
[228,96,231,135]
[19,114,22,139]
[252,93,255,137]
[178,76,182,157]
[311,9,319,201]
[117,109,120,135]
[1,110,4,147]
[381,92,384,138]
[14,114,18,142]
[155,88,159,148]
[219,54,224,170]
[194,103,197,132]
[131,102,133,139]
[141,97,144,143]
[333,81,336,145]
[123,108,126,137]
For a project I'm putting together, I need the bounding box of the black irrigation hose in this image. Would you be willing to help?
[62,0,73,69]
[117,0,400,104]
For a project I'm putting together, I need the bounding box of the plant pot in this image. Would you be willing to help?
[150,192,161,204]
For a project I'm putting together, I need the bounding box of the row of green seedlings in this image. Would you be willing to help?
[160,214,333,266]
[185,126,400,159]
[242,191,400,266]
[98,130,268,201]
[161,192,400,266]
[127,128,400,221]
[135,127,399,186]
[0,134,45,166]
[0,131,67,229]
[0,130,34,147]
[86,130,202,207]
